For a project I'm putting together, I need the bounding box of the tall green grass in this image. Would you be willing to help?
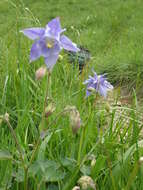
[0,0,143,189]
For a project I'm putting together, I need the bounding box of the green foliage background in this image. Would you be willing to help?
[0,0,143,190]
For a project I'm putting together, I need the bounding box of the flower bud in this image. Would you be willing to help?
[35,66,47,80]
[105,102,111,112]
[71,26,74,30]
[4,113,9,122]
[139,157,143,164]
[91,158,96,167]
[64,106,81,134]
[87,87,96,92]
[58,54,63,61]
[72,186,80,190]
[70,109,81,134]
[45,103,56,118]
[78,176,96,190]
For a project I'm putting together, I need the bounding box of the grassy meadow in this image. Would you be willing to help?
[0,0,143,189]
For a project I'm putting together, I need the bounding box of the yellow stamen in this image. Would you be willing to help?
[46,38,55,48]
[47,43,53,48]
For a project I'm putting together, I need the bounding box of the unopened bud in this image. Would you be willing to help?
[87,87,96,92]
[71,26,74,30]
[64,106,81,134]
[105,102,111,112]
[58,54,63,61]
[78,176,96,190]
[70,110,81,134]
[91,158,96,167]
[4,113,9,122]
[139,157,143,164]
[35,66,47,80]
[72,186,80,190]
[45,103,56,118]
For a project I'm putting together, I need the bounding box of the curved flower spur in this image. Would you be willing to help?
[20,17,79,70]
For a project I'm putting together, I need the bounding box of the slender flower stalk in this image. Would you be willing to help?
[2,114,26,168]
[41,71,51,127]
[24,167,28,190]
[28,71,51,167]
[77,125,85,165]
[28,137,41,167]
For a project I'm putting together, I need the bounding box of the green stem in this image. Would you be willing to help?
[41,71,51,127]
[28,71,51,167]
[37,178,44,190]
[105,148,116,190]
[28,137,41,167]
[3,116,26,169]
[125,162,139,190]
[24,167,28,190]
[77,125,85,165]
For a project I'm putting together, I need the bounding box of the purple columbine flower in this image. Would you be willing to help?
[83,70,113,98]
[20,17,79,69]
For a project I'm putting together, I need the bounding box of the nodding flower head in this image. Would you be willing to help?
[35,66,47,80]
[64,106,81,134]
[21,17,79,70]
[78,176,96,190]
[83,70,113,98]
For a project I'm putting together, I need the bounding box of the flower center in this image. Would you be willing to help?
[46,38,55,48]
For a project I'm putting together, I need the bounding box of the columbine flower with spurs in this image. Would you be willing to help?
[21,17,79,69]
[84,70,113,98]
